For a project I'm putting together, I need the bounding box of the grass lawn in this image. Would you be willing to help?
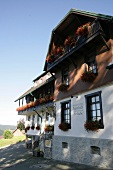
[0,135,26,148]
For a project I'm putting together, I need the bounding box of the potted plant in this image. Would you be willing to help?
[81,71,96,82]
[58,122,69,131]
[58,83,68,92]
[84,120,100,132]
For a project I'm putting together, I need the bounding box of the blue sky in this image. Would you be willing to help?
[0,0,113,125]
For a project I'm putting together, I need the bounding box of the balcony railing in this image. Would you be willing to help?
[46,21,104,69]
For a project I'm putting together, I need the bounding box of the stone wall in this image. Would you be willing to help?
[52,136,113,169]
[43,133,53,159]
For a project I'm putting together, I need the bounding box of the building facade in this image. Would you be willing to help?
[15,72,55,150]
[44,9,113,169]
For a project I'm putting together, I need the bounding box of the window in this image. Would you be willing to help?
[86,54,97,74]
[88,60,97,74]
[85,91,104,128]
[62,68,69,85]
[61,100,71,128]
[62,142,68,149]
[90,146,101,155]
[28,116,30,121]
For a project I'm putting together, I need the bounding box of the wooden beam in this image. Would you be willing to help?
[100,35,110,51]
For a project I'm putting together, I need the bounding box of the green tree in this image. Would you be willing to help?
[17,119,25,131]
[3,130,13,139]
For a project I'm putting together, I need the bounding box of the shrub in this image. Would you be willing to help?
[17,119,25,131]
[3,130,13,139]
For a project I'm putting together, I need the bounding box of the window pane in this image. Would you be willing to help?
[96,103,100,109]
[92,111,96,117]
[91,97,95,102]
[97,110,100,116]
[91,104,96,110]
[96,96,99,102]
[66,115,68,119]
[66,104,68,108]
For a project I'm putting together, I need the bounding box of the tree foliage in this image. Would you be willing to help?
[17,119,25,131]
[3,130,13,139]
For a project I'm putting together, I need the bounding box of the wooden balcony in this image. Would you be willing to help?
[17,95,54,115]
[46,21,109,72]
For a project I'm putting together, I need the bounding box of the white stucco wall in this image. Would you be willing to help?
[54,82,113,140]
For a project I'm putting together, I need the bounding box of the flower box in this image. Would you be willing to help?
[76,22,91,36]
[84,120,100,132]
[58,122,69,131]
[64,36,76,52]
[55,46,64,56]
[81,71,96,82]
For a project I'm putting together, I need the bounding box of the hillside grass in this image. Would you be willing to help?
[0,135,26,148]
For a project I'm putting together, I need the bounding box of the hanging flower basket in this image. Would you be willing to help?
[31,125,35,130]
[81,71,96,82]
[25,126,30,133]
[84,120,100,132]
[58,122,69,131]
[58,83,68,92]
[36,125,40,130]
